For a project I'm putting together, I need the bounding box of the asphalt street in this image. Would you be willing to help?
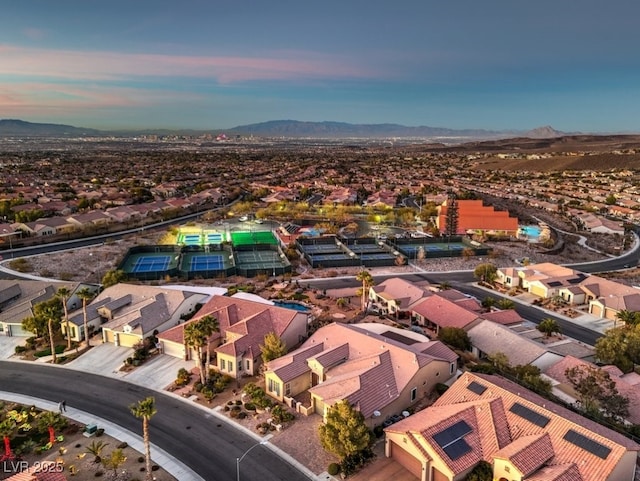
[0,362,310,481]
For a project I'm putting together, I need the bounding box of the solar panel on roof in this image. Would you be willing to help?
[563,429,611,460]
[467,381,487,395]
[433,420,472,448]
[509,402,550,428]
[547,281,562,287]
[442,438,472,460]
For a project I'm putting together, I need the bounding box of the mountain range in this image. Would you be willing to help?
[0,118,569,140]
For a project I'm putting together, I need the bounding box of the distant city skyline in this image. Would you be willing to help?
[2,1,640,133]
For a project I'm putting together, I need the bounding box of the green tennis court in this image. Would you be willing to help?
[231,230,277,246]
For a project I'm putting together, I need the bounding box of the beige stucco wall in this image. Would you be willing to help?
[607,450,638,481]
[493,458,522,481]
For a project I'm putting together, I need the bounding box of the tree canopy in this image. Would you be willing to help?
[565,364,629,422]
[260,331,287,364]
[319,400,372,460]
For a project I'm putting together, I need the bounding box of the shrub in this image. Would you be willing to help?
[229,409,240,418]
[340,448,375,477]
[34,345,65,357]
[116,442,128,449]
[25,336,37,349]
[238,411,247,419]
[244,403,256,411]
[194,382,204,393]
[175,368,191,387]
[14,345,27,354]
[434,383,449,395]
[137,456,145,463]
[202,387,215,401]
[328,463,340,476]
[95,428,105,437]
[271,405,294,424]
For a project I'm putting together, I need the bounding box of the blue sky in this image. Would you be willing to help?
[2,0,640,132]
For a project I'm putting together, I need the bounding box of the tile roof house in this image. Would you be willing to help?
[264,322,458,428]
[544,355,640,425]
[98,284,208,348]
[385,371,640,481]
[4,461,67,481]
[467,320,563,370]
[436,199,519,236]
[0,280,78,337]
[411,295,482,335]
[369,277,433,321]
[157,295,308,378]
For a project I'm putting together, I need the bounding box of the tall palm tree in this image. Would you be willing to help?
[42,304,61,364]
[77,287,95,347]
[184,321,206,385]
[198,315,219,382]
[356,269,374,313]
[130,397,156,481]
[56,287,72,350]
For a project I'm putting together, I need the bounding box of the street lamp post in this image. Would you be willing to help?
[236,440,268,481]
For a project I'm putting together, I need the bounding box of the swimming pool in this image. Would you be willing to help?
[273,301,310,312]
[519,225,541,242]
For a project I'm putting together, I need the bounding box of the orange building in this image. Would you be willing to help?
[436,199,518,235]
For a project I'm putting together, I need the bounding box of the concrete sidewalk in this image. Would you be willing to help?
[0,390,203,481]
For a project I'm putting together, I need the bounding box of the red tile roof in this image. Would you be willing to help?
[412,295,480,329]
[386,372,640,481]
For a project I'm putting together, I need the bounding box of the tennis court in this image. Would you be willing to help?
[300,244,343,254]
[231,231,277,246]
[309,253,352,262]
[206,233,224,244]
[360,253,397,260]
[189,254,225,271]
[348,244,386,253]
[181,251,231,272]
[131,255,172,273]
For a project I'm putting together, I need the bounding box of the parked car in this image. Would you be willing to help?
[239,215,249,222]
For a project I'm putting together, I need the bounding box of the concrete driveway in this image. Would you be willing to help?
[123,354,194,390]
[0,336,25,359]
[66,342,131,376]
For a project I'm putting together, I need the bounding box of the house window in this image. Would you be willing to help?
[220,359,226,370]
[450,363,455,374]
[246,360,251,371]
[504,466,510,473]
[238,361,242,372]
[411,387,417,402]
[285,383,291,396]
[229,361,233,372]
[268,378,280,396]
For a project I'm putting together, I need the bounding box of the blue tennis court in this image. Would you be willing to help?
[190,254,225,271]
[349,244,386,253]
[132,255,171,272]
[183,234,202,246]
[310,253,352,261]
[206,233,223,244]
[301,245,343,254]
[360,253,397,260]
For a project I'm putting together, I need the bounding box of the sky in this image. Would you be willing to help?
[2,0,640,132]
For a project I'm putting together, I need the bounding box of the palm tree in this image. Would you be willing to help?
[616,309,640,327]
[184,321,206,385]
[56,287,72,350]
[77,287,95,347]
[36,411,66,446]
[42,304,61,364]
[356,269,374,313]
[537,318,561,338]
[130,397,156,481]
[198,315,219,382]
[0,419,16,461]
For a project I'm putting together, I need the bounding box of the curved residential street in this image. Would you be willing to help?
[0,361,311,481]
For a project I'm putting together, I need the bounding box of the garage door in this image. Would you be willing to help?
[103,330,115,344]
[161,340,185,359]
[118,333,140,348]
[390,441,422,479]
[432,466,448,481]
[529,285,547,298]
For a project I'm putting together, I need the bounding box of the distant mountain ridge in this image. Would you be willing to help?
[226,119,514,139]
[0,119,101,137]
[0,118,570,140]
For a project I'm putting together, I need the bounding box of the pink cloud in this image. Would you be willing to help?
[22,28,47,40]
[0,44,382,83]
[0,82,204,114]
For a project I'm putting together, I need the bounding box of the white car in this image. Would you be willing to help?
[239,216,248,222]
[255,218,264,224]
